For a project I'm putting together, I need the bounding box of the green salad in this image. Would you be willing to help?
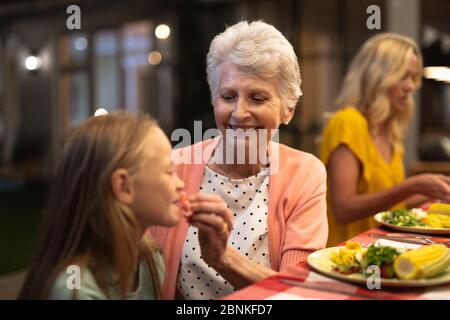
[362,244,400,278]
[381,209,426,227]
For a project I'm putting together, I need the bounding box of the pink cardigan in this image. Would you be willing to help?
[149,138,328,299]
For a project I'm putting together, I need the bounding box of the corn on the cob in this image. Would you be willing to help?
[393,244,450,280]
[424,214,450,228]
[428,203,450,216]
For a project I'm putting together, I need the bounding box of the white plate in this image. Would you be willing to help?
[374,212,450,235]
[307,247,450,288]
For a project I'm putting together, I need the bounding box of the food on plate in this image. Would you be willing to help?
[361,245,400,278]
[423,214,450,228]
[380,209,426,227]
[427,203,450,216]
[379,206,450,229]
[424,203,450,228]
[179,192,193,218]
[330,241,367,274]
[330,241,450,280]
[394,244,450,280]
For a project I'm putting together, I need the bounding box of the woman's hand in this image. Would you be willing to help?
[407,174,450,202]
[187,193,233,266]
[326,144,450,222]
[187,193,276,288]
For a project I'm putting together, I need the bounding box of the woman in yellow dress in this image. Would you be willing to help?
[321,33,450,246]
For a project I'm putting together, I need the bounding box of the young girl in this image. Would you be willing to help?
[18,112,187,299]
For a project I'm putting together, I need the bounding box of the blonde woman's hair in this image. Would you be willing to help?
[206,20,302,111]
[19,112,162,299]
[335,33,423,148]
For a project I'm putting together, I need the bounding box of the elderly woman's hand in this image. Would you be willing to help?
[188,193,233,266]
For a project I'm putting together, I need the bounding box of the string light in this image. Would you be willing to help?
[24,56,42,71]
[94,108,108,116]
[148,51,162,65]
[155,24,170,39]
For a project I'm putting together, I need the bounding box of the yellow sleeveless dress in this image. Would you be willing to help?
[320,107,406,246]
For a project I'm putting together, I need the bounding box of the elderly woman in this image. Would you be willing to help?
[151,20,328,300]
[320,33,450,246]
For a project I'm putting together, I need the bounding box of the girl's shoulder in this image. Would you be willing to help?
[48,265,106,300]
[142,234,165,285]
[150,248,165,280]
[48,253,164,300]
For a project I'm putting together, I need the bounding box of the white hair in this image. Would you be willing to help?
[206,20,302,111]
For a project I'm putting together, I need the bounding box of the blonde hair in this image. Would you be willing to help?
[206,20,302,111]
[19,112,162,299]
[336,33,423,148]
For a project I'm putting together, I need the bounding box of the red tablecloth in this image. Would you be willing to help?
[223,227,450,300]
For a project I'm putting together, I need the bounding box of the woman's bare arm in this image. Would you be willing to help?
[328,145,415,223]
[328,145,450,223]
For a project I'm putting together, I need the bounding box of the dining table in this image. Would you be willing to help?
[222,227,450,300]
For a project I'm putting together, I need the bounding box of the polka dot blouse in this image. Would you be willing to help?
[177,165,271,300]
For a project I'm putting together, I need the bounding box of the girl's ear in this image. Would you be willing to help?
[111,169,134,205]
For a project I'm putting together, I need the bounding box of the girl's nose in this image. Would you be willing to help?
[175,173,185,190]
